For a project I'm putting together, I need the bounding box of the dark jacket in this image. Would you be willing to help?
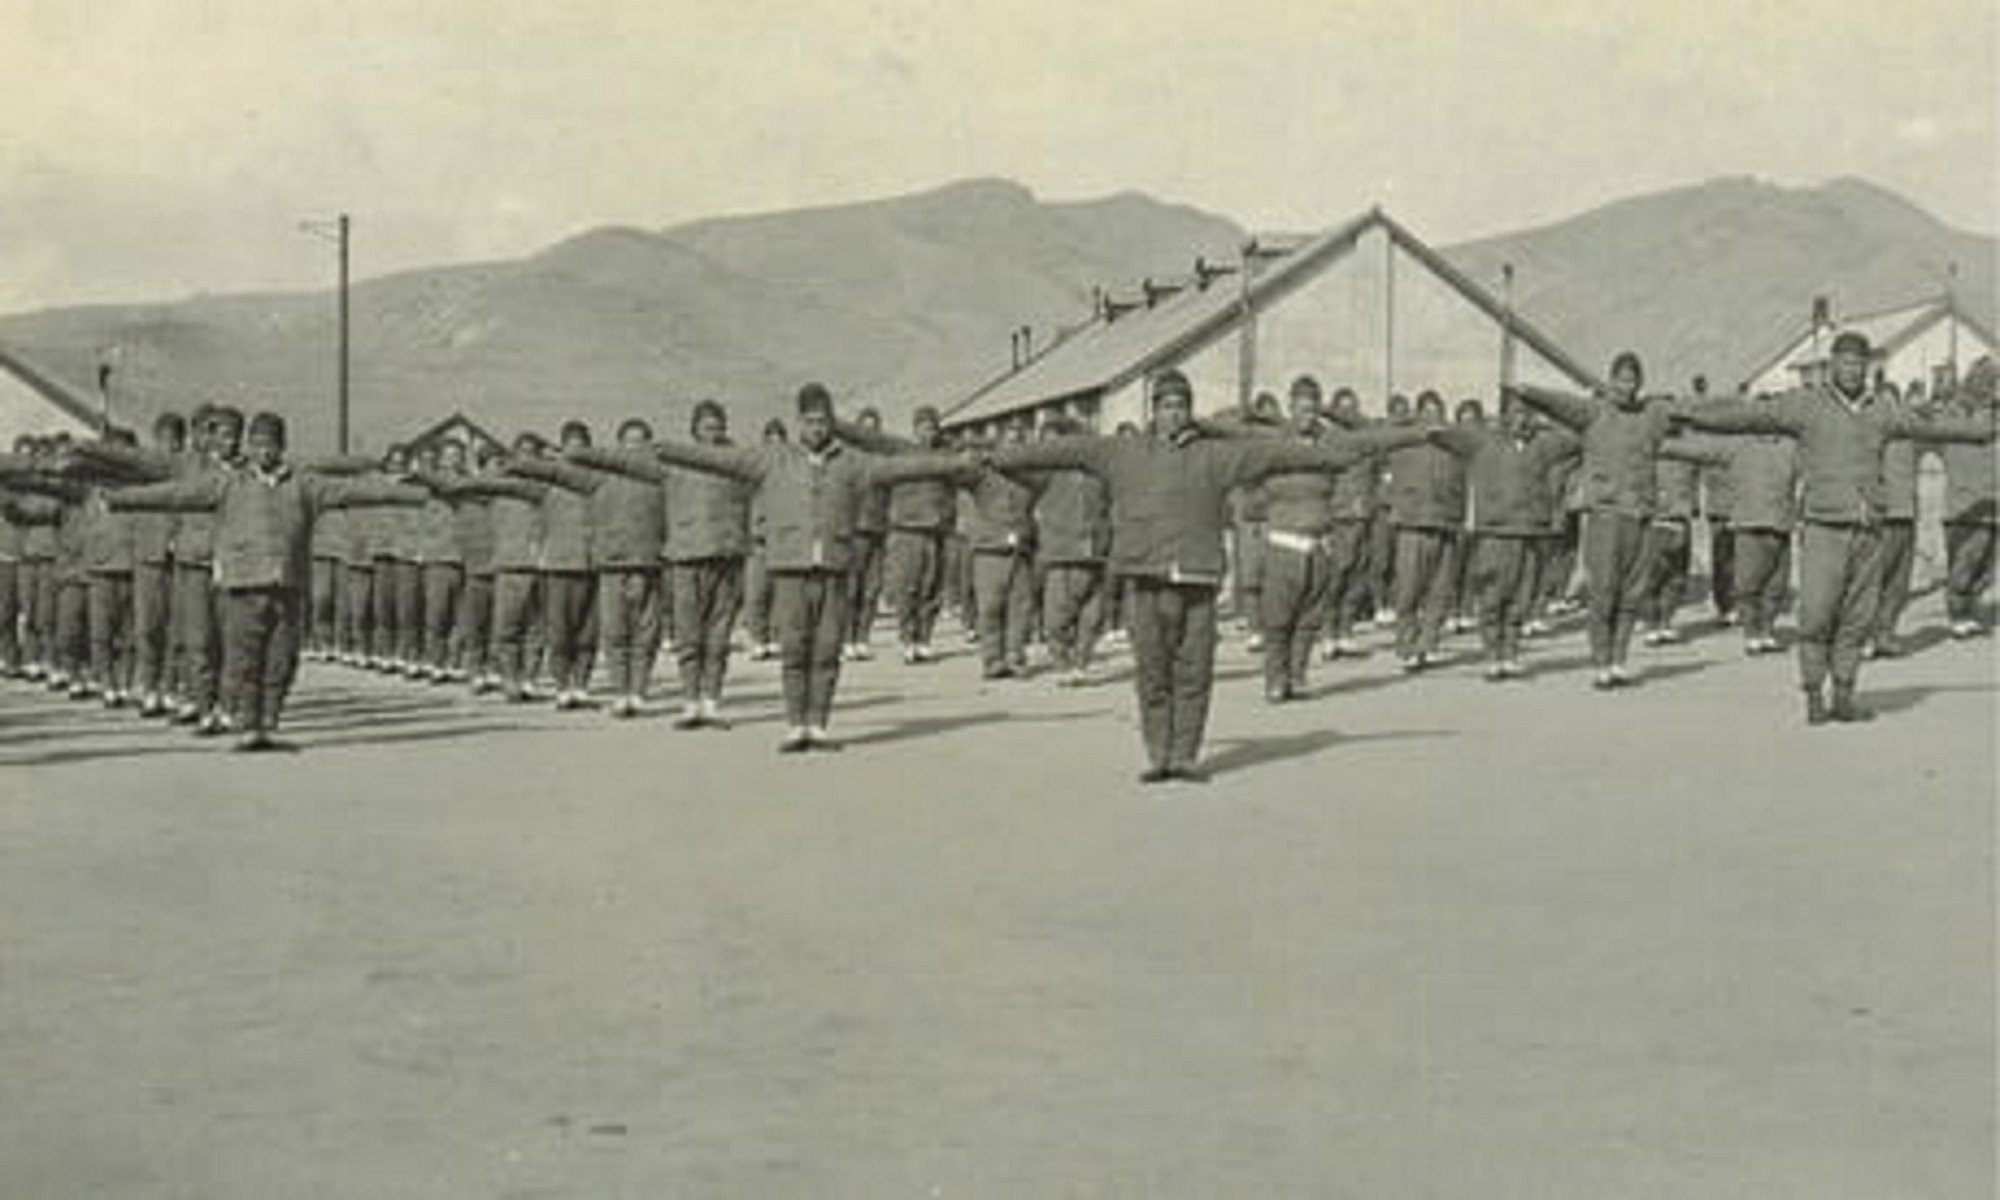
[959,466,1041,553]
[1941,439,1997,525]
[108,466,428,590]
[506,460,599,572]
[990,430,1389,584]
[1028,467,1111,564]
[1428,426,1582,536]
[1704,436,1799,532]
[1680,385,1993,525]
[569,446,752,562]
[447,476,548,572]
[1512,387,1695,516]
[649,438,968,573]
[1385,434,1467,530]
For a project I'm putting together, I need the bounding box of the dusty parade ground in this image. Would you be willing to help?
[1,596,1993,1199]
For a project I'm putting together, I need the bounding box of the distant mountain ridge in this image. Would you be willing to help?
[0,175,1990,448]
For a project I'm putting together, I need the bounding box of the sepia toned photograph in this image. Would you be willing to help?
[0,0,1994,1195]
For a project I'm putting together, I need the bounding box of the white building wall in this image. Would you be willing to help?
[1883,316,1994,395]
[1100,231,1585,428]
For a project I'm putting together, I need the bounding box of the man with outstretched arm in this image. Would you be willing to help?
[987,368,1419,785]
[1675,331,1996,724]
[646,383,971,752]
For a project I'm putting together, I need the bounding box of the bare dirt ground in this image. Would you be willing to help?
[1,593,1993,1199]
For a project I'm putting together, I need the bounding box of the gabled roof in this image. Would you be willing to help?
[403,409,503,450]
[0,340,102,429]
[944,208,1599,427]
[1741,294,2000,387]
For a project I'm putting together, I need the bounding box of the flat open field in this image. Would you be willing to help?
[1,594,1993,1199]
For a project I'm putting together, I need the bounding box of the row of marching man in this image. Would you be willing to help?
[1,332,1994,778]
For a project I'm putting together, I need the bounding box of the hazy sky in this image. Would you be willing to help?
[0,0,1992,311]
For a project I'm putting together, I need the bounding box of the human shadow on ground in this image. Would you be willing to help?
[306,721,538,750]
[0,740,224,768]
[721,692,912,729]
[1859,683,1994,716]
[837,708,1099,748]
[1201,726,1456,778]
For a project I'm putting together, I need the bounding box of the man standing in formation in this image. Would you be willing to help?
[1677,332,1994,724]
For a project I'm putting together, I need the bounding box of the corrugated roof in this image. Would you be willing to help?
[943,209,1599,427]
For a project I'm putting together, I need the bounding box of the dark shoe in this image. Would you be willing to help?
[1829,686,1874,724]
[777,733,812,754]
[1137,767,1173,785]
[1804,689,1829,726]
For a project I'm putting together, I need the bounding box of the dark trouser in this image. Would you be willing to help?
[972,549,1035,672]
[0,560,17,671]
[543,570,599,692]
[772,569,847,729]
[1732,528,1792,641]
[492,570,542,688]
[947,535,975,627]
[743,544,774,644]
[1708,520,1736,616]
[133,562,173,694]
[221,586,300,734]
[1392,527,1456,659]
[1232,522,1266,629]
[391,561,423,665]
[457,572,494,678]
[338,562,374,659]
[309,556,337,652]
[19,558,51,667]
[422,563,465,671]
[884,528,947,646]
[1041,561,1105,671]
[597,565,662,697]
[1796,521,1885,691]
[1363,508,1396,615]
[1581,511,1650,668]
[174,564,220,710]
[1944,521,1997,621]
[846,532,886,644]
[1638,518,1692,628]
[55,577,89,678]
[1540,511,1583,609]
[1447,531,1475,622]
[1125,577,1218,772]
[1470,535,1541,663]
[1258,536,1330,695]
[1317,519,1371,643]
[369,558,401,661]
[1871,519,1915,642]
[672,557,744,701]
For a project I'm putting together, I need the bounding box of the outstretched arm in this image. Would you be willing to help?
[988,438,1113,478]
[309,477,434,511]
[104,476,228,512]
[1506,385,1600,431]
[296,454,383,477]
[649,440,763,482]
[506,457,604,493]
[569,446,670,483]
[1672,397,1799,438]
[832,419,921,455]
[1884,409,1996,446]
[861,451,982,488]
[439,474,549,503]
[67,441,177,482]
